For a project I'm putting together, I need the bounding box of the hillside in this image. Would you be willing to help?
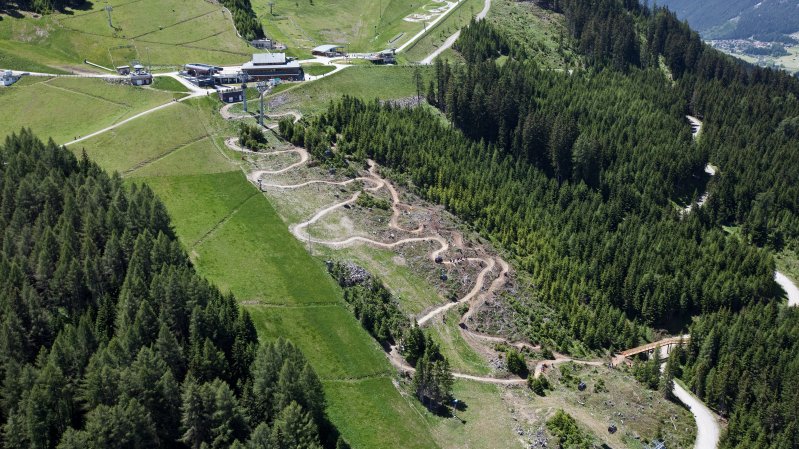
[658,0,799,40]
[2,0,799,447]
[0,0,251,73]
[658,0,799,73]
[254,0,476,58]
[0,129,341,448]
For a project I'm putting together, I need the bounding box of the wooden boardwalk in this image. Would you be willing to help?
[612,335,690,367]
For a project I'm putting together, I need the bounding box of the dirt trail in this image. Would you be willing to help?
[242,146,612,387]
[460,257,509,324]
[227,107,724,448]
[417,257,496,325]
[220,103,302,124]
[225,138,309,179]
[238,147,534,384]
[387,345,527,385]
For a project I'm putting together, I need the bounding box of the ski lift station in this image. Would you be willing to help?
[129,64,152,86]
[241,53,303,81]
[1,70,20,87]
[218,88,244,104]
[311,44,345,57]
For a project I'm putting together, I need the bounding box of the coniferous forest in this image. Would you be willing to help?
[0,130,339,449]
[280,1,799,446]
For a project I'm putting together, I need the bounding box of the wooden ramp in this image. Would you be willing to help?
[612,335,690,367]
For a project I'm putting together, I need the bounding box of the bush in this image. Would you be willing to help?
[239,123,268,151]
[546,410,593,449]
[356,192,390,210]
[529,374,551,396]
[529,377,546,396]
[593,378,606,393]
[506,349,528,377]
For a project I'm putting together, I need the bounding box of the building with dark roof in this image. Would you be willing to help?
[129,65,152,86]
[250,38,274,49]
[183,63,223,77]
[367,49,396,64]
[241,53,304,81]
[219,89,244,103]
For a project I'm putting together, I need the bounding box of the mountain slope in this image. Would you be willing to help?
[659,0,799,40]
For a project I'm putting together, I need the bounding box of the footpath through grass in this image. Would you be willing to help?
[72,94,440,449]
[0,76,180,143]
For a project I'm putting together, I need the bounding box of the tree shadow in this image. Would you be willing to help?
[419,397,470,423]
[0,0,92,18]
[0,5,25,18]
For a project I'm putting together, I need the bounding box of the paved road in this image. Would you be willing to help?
[672,381,721,449]
[397,0,467,53]
[420,0,491,64]
[775,271,799,306]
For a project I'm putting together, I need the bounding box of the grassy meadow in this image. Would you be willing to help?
[255,0,444,58]
[265,65,432,116]
[400,0,482,63]
[0,0,251,73]
[0,76,180,143]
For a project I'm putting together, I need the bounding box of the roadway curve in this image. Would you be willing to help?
[775,271,799,307]
[420,0,492,64]
[685,116,799,309]
[675,115,725,448]
[672,381,721,449]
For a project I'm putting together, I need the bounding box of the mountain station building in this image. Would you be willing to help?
[241,53,304,81]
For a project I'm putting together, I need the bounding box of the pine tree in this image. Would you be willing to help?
[180,380,210,449]
[269,402,322,449]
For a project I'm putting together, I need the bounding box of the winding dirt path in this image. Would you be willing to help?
[417,257,495,325]
[225,138,309,179]
[387,345,527,385]
[230,134,535,384]
[239,145,612,386]
[220,103,303,124]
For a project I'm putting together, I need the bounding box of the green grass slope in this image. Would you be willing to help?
[0,76,180,143]
[0,0,251,73]
[72,95,440,449]
[486,0,579,70]
[255,0,454,57]
[265,65,431,116]
[400,0,482,63]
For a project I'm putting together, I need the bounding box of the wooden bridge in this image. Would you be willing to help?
[611,335,690,367]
